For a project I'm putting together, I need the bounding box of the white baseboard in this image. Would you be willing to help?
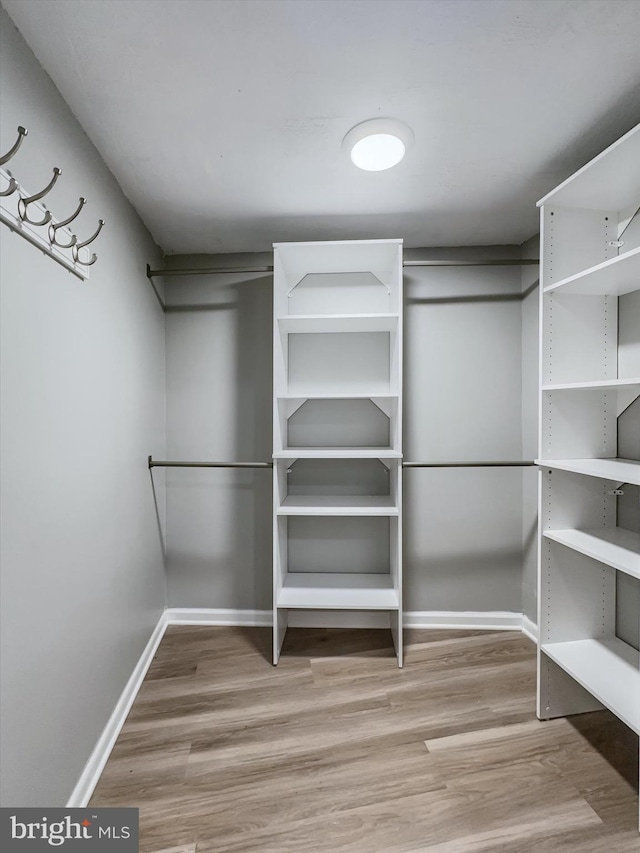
[68,607,534,807]
[404,610,522,630]
[66,610,169,808]
[164,608,524,632]
[166,608,271,626]
[521,614,539,643]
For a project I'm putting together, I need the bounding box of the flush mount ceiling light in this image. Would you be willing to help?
[343,118,414,171]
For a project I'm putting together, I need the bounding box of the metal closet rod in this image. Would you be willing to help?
[403,461,536,468]
[146,258,539,278]
[148,457,272,469]
[148,456,535,469]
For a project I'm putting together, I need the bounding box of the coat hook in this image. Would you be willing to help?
[17,167,62,226]
[0,126,28,166]
[48,197,85,248]
[0,173,19,198]
[72,219,104,266]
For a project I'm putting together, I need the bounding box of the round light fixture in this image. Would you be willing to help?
[343,118,414,171]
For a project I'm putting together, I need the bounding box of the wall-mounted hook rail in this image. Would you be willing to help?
[0,125,104,279]
[0,126,27,166]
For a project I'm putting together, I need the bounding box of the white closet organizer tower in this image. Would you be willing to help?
[536,124,640,825]
[272,239,403,666]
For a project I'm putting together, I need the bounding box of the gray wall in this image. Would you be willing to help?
[165,245,533,614]
[0,10,166,806]
[164,254,273,609]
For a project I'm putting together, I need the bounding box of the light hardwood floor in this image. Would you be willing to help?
[90,627,639,852]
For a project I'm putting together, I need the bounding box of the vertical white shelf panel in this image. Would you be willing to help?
[273,240,403,666]
[536,124,640,831]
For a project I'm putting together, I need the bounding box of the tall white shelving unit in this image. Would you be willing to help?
[272,239,403,666]
[536,125,640,827]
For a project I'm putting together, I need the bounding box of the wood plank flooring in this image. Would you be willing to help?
[90,627,639,852]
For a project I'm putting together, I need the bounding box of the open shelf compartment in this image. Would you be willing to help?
[277,572,399,610]
[544,246,640,296]
[274,239,402,317]
[274,457,401,516]
[274,396,400,456]
[276,323,401,397]
[537,457,640,485]
[541,639,639,734]
[273,512,402,652]
[543,527,640,579]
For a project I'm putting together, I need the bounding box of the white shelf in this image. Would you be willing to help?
[544,247,640,296]
[537,124,640,211]
[542,378,640,392]
[543,528,640,578]
[537,130,640,830]
[273,239,403,667]
[274,447,402,459]
[541,638,640,734]
[277,572,399,610]
[536,457,640,485]
[278,392,398,400]
[277,314,399,334]
[278,495,398,516]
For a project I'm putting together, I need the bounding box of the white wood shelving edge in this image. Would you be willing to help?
[541,638,640,734]
[536,457,640,485]
[543,528,640,578]
[536,123,640,210]
[542,378,640,392]
[278,313,399,333]
[278,495,398,516]
[277,572,399,609]
[544,247,640,296]
[274,447,402,459]
[278,392,398,400]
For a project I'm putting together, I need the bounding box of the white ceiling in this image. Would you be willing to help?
[3,0,640,255]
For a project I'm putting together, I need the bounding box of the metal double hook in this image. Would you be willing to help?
[17,167,62,226]
[72,219,105,266]
[48,197,85,248]
[0,173,19,198]
[0,125,28,166]
[0,126,28,198]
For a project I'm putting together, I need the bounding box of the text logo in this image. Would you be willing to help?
[1,808,138,850]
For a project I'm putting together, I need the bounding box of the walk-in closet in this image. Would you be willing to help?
[1,2,638,851]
